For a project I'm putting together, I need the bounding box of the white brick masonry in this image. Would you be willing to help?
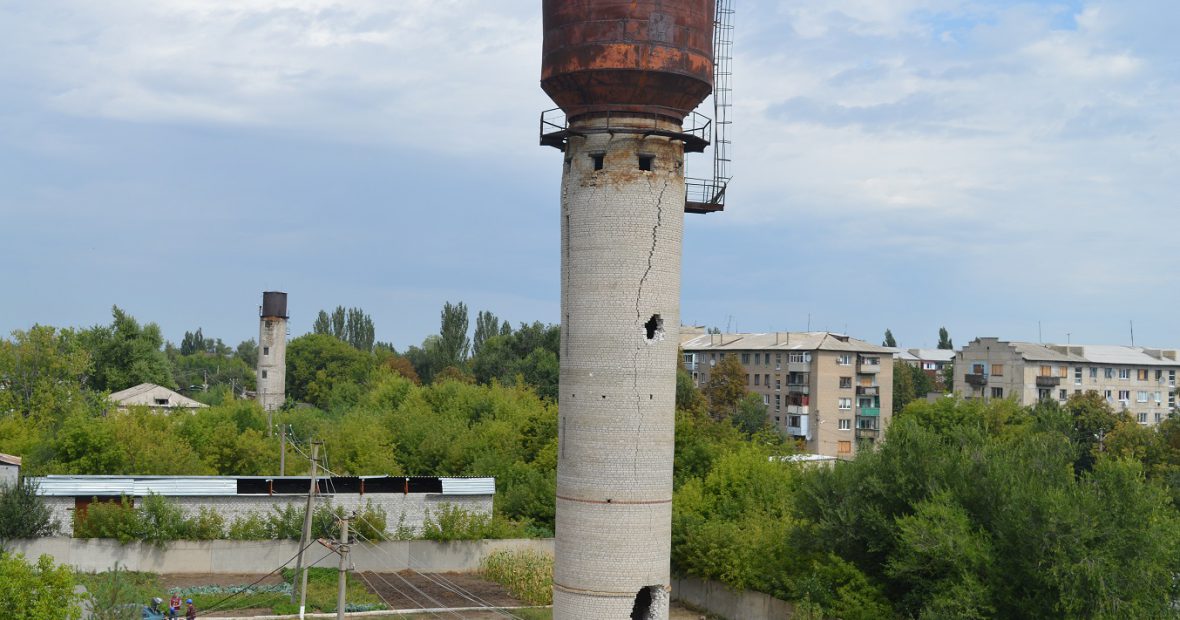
[553,116,685,620]
[257,316,287,413]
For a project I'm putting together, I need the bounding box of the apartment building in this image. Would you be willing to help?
[955,337,1180,424]
[681,330,893,459]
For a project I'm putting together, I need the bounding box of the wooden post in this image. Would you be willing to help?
[279,425,287,476]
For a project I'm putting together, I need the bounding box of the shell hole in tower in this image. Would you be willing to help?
[590,153,604,171]
[638,154,654,171]
[631,586,659,620]
[644,314,664,342]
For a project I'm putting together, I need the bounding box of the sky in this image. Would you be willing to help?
[1,0,1177,352]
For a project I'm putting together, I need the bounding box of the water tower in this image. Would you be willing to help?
[539,1,732,617]
[257,291,288,422]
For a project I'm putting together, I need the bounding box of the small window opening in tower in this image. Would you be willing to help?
[630,586,657,619]
[644,314,664,342]
[590,153,605,171]
[638,154,654,171]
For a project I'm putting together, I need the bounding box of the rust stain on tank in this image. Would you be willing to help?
[541,0,716,121]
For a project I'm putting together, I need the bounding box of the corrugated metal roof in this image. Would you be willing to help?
[440,478,495,495]
[31,476,236,496]
[908,349,955,362]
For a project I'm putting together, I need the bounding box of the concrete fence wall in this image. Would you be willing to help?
[672,576,794,620]
[6,537,554,575]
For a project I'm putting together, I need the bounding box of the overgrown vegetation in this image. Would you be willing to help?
[0,477,58,546]
[480,549,553,606]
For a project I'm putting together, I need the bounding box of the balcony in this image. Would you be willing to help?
[855,428,880,440]
[683,361,698,372]
[859,407,881,417]
[858,358,882,374]
[1035,376,1061,388]
[964,373,987,387]
[786,415,810,438]
[786,405,809,415]
[787,384,810,395]
[787,361,810,373]
[856,386,879,397]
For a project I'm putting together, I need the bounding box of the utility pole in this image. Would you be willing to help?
[336,515,350,620]
[279,426,287,476]
[293,441,320,617]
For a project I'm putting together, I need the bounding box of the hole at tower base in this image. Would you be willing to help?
[631,586,660,620]
[590,153,605,171]
[644,314,664,342]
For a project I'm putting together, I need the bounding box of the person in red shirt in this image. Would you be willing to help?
[168,594,182,619]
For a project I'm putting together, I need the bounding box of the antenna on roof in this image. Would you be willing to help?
[1130,320,1135,347]
[1038,321,1042,344]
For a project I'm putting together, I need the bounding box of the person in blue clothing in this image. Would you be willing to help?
[142,597,165,619]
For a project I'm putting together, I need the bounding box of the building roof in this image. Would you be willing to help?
[681,331,891,354]
[108,383,207,409]
[884,348,921,362]
[908,348,955,362]
[968,338,1180,366]
[0,453,21,467]
[29,475,495,497]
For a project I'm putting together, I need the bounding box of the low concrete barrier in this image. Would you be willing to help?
[671,576,794,620]
[6,538,554,574]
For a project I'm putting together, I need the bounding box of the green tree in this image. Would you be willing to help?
[80,306,173,391]
[705,355,747,419]
[437,301,470,368]
[472,311,502,357]
[312,306,375,352]
[0,553,83,619]
[937,327,953,350]
[235,338,258,367]
[0,325,91,418]
[285,334,373,410]
[882,329,897,348]
[0,478,58,545]
[732,393,769,436]
[892,361,916,414]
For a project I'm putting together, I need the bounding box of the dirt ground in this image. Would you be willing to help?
[160,573,713,618]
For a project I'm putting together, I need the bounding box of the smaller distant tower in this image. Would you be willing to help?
[257,292,288,422]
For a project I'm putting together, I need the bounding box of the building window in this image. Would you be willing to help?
[775,353,782,369]
[1119,368,1131,380]
[837,355,852,366]
[754,374,761,386]
[263,346,270,356]
[1039,365,1052,377]
[1058,366,1069,378]
[991,387,1003,399]
[1118,390,1131,403]
[763,394,769,405]
[1138,412,1149,424]
[838,441,852,454]
[746,374,751,386]
[1156,412,1163,424]
[1038,389,1051,400]
[991,364,1004,377]
[1090,367,1098,379]
[789,415,801,427]
[1171,370,1177,387]
[838,398,852,410]
[261,370,268,379]
[1138,369,1150,381]
[1138,391,1149,403]
[1104,389,1113,401]
[1059,389,1067,401]
[741,353,750,364]
[789,352,809,364]
[838,419,851,430]
[764,374,770,387]
[774,416,781,423]
[1074,367,1082,385]
[1104,368,1114,379]
[638,154,654,171]
[839,377,852,389]
[591,153,604,170]
[1156,392,1163,403]
[153,398,169,406]
[775,394,781,410]
[775,379,781,390]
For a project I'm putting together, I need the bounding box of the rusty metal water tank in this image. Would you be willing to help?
[541,0,715,122]
[261,291,288,319]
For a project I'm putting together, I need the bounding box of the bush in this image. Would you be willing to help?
[74,497,142,543]
[0,478,58,545]
[74,495,226,543]
[421,503,525,541]
[0,552,83,619]
[480,549,553,606]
